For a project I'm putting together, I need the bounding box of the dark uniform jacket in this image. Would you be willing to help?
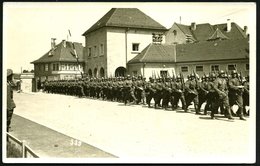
[7,81,16,110]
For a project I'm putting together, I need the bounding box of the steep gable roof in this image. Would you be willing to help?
[191,23,215,41]
[176,38,249,62]
[212,22,247,39]
[82,8,167,35]
[168,22,247,43]
[128,44,176,64]
[31,41,84,64]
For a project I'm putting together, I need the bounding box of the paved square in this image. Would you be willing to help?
[10,91,254,163]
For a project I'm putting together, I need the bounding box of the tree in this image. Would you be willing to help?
[30,69,34,73]
[22,70,29,73]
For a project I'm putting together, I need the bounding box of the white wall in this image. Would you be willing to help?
[107,28,166,76]
[107,29,126,77]
[20,79,32,92]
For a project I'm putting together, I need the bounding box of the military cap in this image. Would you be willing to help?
[7,69,13,77]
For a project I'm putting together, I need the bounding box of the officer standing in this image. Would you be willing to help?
[7,69,16,132]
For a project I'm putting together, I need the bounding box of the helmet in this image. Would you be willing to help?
[231,70,237,75]
[219,70,225,74]
[210,73,216,78]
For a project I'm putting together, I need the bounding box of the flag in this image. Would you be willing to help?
[68,29,71,37]
[72,44,78,59]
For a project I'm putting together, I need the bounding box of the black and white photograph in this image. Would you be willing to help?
[2,2,256,163]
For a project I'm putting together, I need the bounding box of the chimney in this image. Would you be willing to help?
[227,19,231,32]
[62,40,66,48]
[51,38,56,49]
[244,26,248,35]
[191,22,196,31]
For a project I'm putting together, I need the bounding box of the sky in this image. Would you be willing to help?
[3,2,256,73]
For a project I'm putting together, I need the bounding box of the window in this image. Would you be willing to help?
[88,47,92,57]
[45,64,48,71]
[196,66,203,72]
[228,64,236,71]
[160,70,168,77]
[56,64,59,71]
[211,65,219,72]
[181,66,188,72]
[173,30,177,36]
[53,64,56,71]
[94,46,97,56]
[246,64,249,70]
[61,64,65,71]
[132,43,139,52]
[100,44,104,55]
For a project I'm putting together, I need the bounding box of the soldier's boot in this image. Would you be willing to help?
[226,107,234,120]
[195,105,201,115]
[238,108,246,120]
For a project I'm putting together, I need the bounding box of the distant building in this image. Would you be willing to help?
[128,38,249,78]
[165,20,248,44]
[20,73,34,92]
[82,8,167,77]
[31,39,84,83]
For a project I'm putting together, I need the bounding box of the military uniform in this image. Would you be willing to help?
[146,77,156,108]
[243,76,249,116]
[171,76,186,111]
[228,70,246,120]
[7,69,16,132]
[185,74,199,114]
[212,71,234,120]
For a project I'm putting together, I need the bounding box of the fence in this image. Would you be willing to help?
[7,132,39,158]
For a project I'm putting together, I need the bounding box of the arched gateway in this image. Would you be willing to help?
[115,67,126,77]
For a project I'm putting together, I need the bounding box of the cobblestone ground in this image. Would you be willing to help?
[11,91,255,163]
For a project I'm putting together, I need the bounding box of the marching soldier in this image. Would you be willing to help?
[171,75,187,111]
[162,77,172,110]
[154,78,163,109]
[185,73,200,114]
[205,73,218,115]
[146,77,156,108]
[198,75,209,114]
[123,75,137,105]
[228,70,246,120]
[212,70,234,120]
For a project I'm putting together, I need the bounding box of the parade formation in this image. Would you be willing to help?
[43,70,249,121]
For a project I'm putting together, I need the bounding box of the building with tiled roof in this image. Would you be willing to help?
[82,8,167,77]
[31,39,84,84]
[165,20,248,44]
[128,38,249,78]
